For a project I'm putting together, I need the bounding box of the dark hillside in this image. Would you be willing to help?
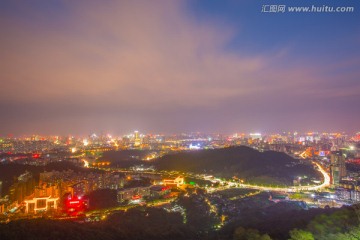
[154,146,321,186]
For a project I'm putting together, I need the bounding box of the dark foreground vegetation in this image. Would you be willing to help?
[1,205,360,240]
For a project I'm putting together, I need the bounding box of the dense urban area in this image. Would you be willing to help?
[1,131,360,239]
[1,0,359,239]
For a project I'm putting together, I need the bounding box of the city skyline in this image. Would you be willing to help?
[1,1,360,238]
[1,130,360,139]
[1,0,359,135]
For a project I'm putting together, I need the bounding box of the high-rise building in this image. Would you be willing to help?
[330,151,346,185]
[9,171,35,204]
[134,130,140,139]
[134,130,141,147]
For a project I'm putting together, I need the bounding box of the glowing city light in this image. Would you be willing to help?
[82,159,89,168]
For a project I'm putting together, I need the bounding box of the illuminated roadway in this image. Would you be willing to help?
[91,160,331,193]
[50,162,332,224]
[207,161,330,193]
[2,159,330,223]
[302,162,331,191]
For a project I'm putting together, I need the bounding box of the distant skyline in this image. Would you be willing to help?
[1,0,359,135]
[2,130,359,139]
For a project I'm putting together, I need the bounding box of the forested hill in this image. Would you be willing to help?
[154,146,321,186]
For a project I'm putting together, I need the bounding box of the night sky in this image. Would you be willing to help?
[0,0,359,136]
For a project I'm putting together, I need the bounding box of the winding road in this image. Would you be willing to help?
[207,161,330,193]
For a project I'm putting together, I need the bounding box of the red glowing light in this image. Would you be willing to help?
[64,195,89,215]
[132,195,141,200]
[161,186,171,191]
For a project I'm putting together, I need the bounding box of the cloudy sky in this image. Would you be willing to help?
[0,0,359,136]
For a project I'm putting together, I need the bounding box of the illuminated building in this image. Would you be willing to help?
[330,151,346,185]
[249,133,262,140]
[163,176,184,187]
[117,186,150,202]
[103,173,125,190]
[24,196,59,214]
[85,147,112,153]
[0,202,4,214]
[0,200,16,214]
[82,159,89,168]
[64,195,89,215]
[9,172,35,204]
[150,185,171,198]
[68,181,87,197]
[352,132,360,142]
[336,188,360,202]
[134,130,140,140]
[336,180,360,202]
[269,193,289,203]
[134,130,141,147]
[92,161,111,167]
[189,143,201,150]
[23,181,62,214]
[34,184,60,198]
[0,138,57,154]
[0,139,13,153]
